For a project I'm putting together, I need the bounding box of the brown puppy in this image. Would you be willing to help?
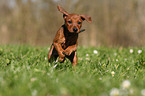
[48,5,92,66]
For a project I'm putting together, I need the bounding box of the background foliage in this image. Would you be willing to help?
[1,0,145,47]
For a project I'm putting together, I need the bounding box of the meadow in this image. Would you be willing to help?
[0,45,145,96]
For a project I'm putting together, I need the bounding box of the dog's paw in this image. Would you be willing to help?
[58,57,65,63]
[63,50,72,56]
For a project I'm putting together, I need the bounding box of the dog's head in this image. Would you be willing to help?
[57,5,92,33]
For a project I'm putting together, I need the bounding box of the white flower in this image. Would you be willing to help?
[60,87,68,96]
[124,58,127,61]
[122,80,131,89]
[93,50,98,54]
[30,77,37,82]
[141,89,145,96]
[99,78,102,80]
[45,57,47,60]
[47,73,50,76]
[86,58,90,60]
[106,70,109,72]
[129,89,134,95]
[114,53,117,56]
[130,49,133,53]
[32,89,37,96]
[111,71,115,77]
[53,64,57,69]
[86,54,89,56]
[138,50,142,54]
[116,59,118,62]
[27,66,30,70]
[55,60,58,63]
[79,58,83,60]
[110,88,119,96]
[48,47,50,51]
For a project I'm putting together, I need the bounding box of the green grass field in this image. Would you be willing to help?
[0,45,145,96]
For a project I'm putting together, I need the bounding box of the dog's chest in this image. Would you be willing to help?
[61,34,78,49]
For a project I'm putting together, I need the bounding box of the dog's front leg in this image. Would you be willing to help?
[53,42,65,63]
[63,44,77,56]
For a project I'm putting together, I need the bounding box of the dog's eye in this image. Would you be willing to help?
[78,22,81,25]
[68,21,72,24]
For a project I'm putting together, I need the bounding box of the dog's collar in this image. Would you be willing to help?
[78,29,85,33]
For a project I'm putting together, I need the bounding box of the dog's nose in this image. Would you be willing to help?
[73,28,78,32]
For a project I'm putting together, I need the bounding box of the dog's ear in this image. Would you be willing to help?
[57,5,69,18]
[80,15,92,23]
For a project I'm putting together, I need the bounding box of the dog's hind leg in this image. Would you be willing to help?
[48,44,58,63]
[67,51,77,66]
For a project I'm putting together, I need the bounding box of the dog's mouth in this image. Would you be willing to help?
[69,29,85,33]
[68,28,79,33]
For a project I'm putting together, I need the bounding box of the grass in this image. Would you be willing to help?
[0,45,145,96]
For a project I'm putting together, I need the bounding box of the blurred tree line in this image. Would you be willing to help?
[0,0,145,47]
